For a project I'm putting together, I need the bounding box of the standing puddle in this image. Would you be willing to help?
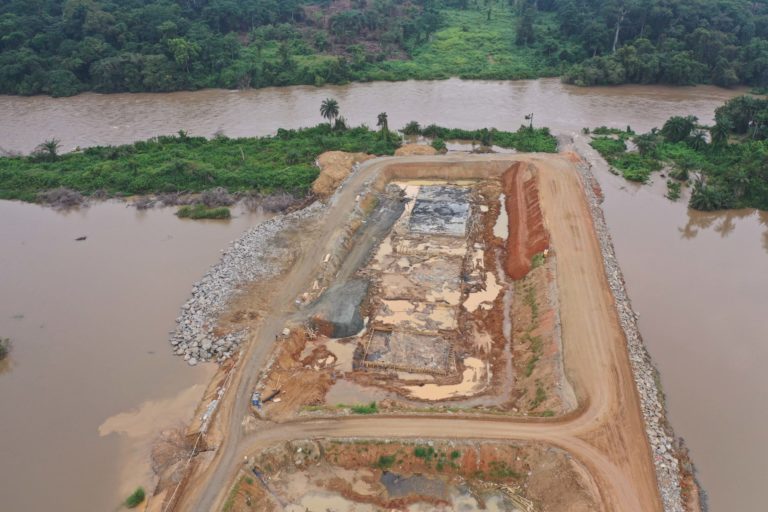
[494,193,508,239]
[405,357,490,400]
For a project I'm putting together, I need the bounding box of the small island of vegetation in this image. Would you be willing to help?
[589,95,768,211]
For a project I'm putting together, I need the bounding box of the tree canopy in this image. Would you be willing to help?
[4,0,768,96]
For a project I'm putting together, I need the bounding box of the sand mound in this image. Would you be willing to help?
[312,151,374,198]
[395,144,438,156]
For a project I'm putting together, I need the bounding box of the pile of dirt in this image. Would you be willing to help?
[312,151,374,198]
[394,143,438,156]
[259,330,334,421]
[502,163,550,280]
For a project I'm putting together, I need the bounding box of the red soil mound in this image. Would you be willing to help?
[502,162,550,280]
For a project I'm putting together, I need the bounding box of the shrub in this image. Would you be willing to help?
[176,205,231,219]
[431,138,446,152]
[401,121,421,135]
[666,180,682,201]
[349,401,377,414]
[124,487,145,509]
[375,454,396,469]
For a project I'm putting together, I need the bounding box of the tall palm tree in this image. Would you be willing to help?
[320,98,340,126]
[377,112,389,139]
[710,121,730,147]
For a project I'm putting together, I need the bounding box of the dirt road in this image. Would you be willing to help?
[175,154,663,512]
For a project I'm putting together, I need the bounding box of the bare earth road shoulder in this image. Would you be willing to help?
[176,154,663,512]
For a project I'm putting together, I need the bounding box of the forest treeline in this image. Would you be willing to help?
[2,0,768,96]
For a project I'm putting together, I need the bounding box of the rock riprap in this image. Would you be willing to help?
[169,203,323,364]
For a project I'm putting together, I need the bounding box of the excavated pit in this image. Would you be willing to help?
[255,158,570,419]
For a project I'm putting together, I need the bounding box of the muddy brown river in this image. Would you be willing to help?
[0,78,765,511]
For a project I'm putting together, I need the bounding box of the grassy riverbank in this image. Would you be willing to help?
[0,123,556,202]
[588,96,768,211]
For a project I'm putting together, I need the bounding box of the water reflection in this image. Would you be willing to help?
[681,209,768,251]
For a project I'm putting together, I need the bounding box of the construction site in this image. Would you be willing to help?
[158,152,691,512]
[247,159,578,423]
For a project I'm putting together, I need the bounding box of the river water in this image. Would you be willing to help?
[0,78,765,511]
[0,201,271,511]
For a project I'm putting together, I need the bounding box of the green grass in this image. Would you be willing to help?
[530,252,545,269]
[176,204,231,219]
[343,401,378,414]
[124,487,145,509]
[0,124,400,201]
[358,6,564,82]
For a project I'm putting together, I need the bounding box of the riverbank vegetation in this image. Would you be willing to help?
[0,112,557,201]
[0,123,398,201]
[589,96,768,211]
[8,0,766,96]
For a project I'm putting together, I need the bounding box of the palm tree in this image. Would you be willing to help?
[377,112,389,140]
[320,98,340,126]
[710,122,730,147]
[688,129,708,151]
[36,139,61,161]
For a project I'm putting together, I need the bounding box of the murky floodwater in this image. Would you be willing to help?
[0,201,271,511]
[587,153,768,512]
[0,78,745,154]
[0,78,765,511]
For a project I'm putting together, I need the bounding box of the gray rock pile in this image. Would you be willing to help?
[574,156,685,512]
[169,203,323,365]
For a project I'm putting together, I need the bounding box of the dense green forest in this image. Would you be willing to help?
[589,96,768,211]
[0,115,556,201]
[5,0,768,96]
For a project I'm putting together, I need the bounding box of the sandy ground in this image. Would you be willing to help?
[173,154,663,512]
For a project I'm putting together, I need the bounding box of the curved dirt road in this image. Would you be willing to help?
[176,154,663,512]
